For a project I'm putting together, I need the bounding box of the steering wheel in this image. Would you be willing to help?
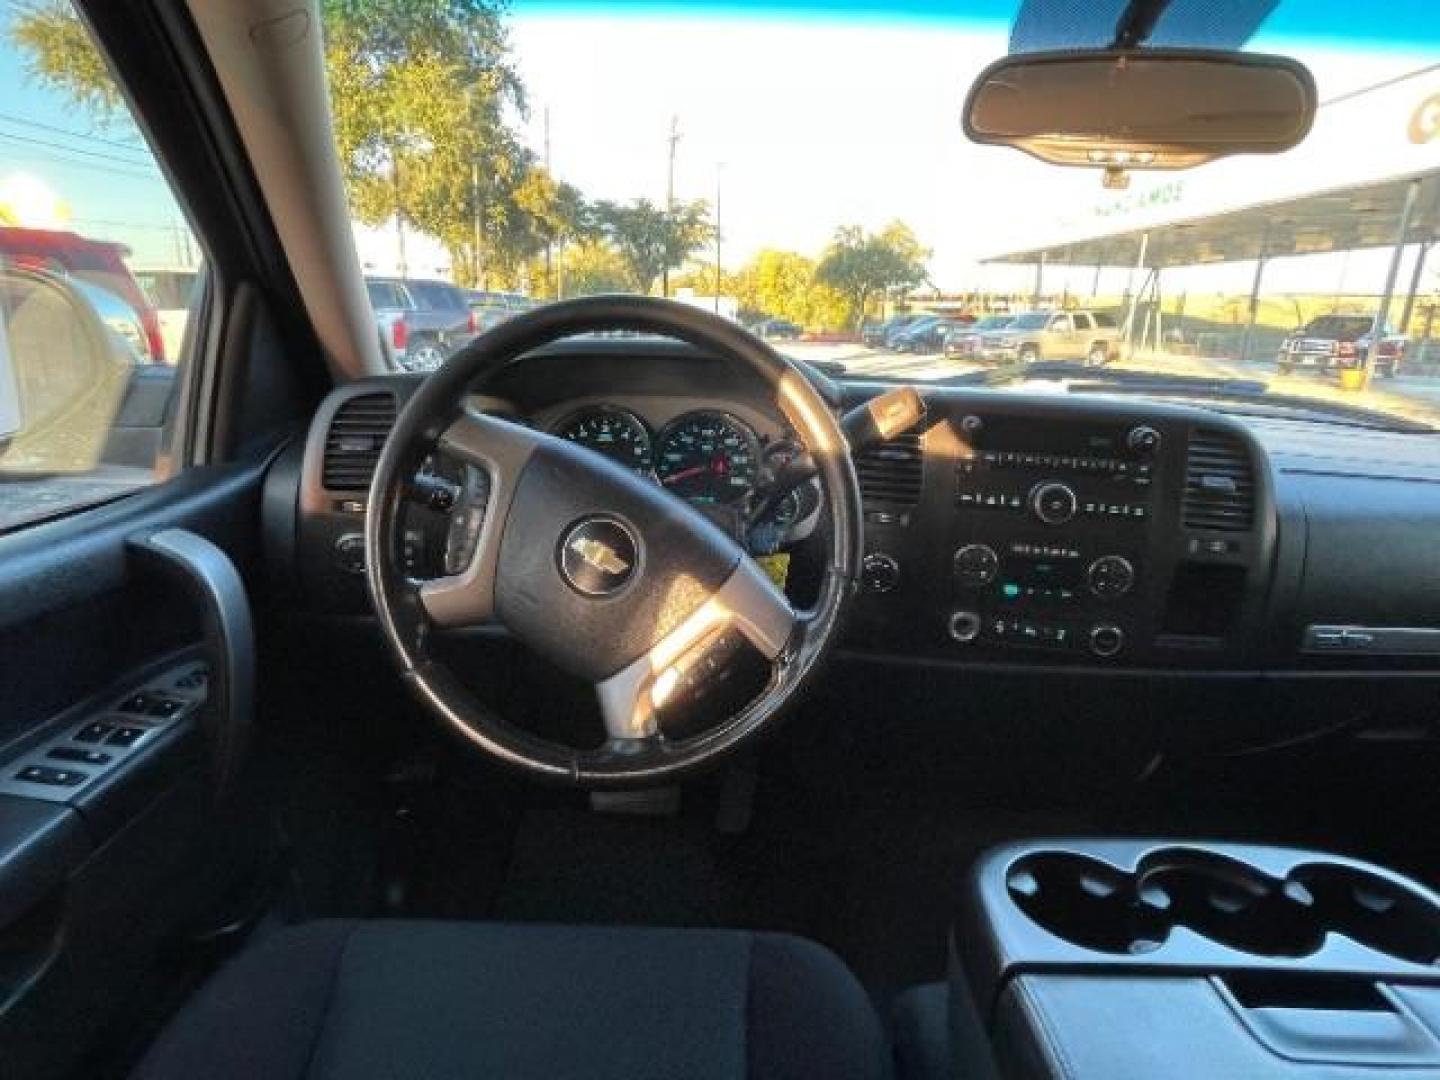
[365,295,862,787]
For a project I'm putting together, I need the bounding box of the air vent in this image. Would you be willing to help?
[1183,429,1254,532]
[855,431,924,506]
[322,392,396,491]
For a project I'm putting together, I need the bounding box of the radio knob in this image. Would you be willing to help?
[1127,425,1162,456]
[948,610,982,644]
[1089,623,1125,658]
[1087,555,1135,598]
[1029,481,1078,525]
[861,553,901,593]
[953,543,999,588]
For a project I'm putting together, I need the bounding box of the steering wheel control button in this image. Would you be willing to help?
[948,611,982,644]
[1087,555,1136,599]
[953,543,999,588]
[861,553,901,593]
[1029,481,1078,525]
[1089,624,1125,658]
[559,516,640,597]
[334,533,367,575]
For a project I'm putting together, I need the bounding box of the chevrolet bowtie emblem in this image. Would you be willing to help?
[569,535,630,576]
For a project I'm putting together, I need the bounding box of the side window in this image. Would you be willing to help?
[1049,314,1073,332]
[366,281,405,310]
[1074,313,1094,331]
[0,2,201,531]
[1092,312,1118,329]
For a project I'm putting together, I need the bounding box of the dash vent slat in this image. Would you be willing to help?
[855,431,924,506]
[322,393,397,491]
[1182,429,1254,532]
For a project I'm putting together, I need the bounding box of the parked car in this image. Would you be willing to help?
[132,265,202,362]
[892,316,968,354]
[882,313,929,348]
[981,309,1120,365]
[862,314,918,348]
[467,289,533,333]
[752,317,803,340]
[0,226,167,362]
[367,276,477,373]
[945,314,1013,359]
[1277,315,1405,377]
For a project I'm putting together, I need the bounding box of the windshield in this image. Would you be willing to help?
[316,0,1438,428]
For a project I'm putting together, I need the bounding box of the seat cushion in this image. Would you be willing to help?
[134,920,888,1080]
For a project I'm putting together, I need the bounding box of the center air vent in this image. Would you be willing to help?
[322,392,396,491]
[855,431,924,506]
[1183,429,1254,532]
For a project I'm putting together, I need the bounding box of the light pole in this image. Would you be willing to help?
[663,115,681,297]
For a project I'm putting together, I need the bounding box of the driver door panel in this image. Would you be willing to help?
[0,460,266,1079]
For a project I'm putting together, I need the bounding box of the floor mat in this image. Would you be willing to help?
[494,796,1093,994]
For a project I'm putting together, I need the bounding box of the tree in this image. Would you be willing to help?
[6,0,585,286]
[591,198,712,294]
[557,241,634,297]
[6,1,126,119]
[816,221,930,327]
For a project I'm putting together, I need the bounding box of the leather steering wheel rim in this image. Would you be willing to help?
[365,295,862,787]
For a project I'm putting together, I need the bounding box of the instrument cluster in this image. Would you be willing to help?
[550,405,821,544]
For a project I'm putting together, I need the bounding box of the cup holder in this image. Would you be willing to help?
[1006,852,1170,955]
[1293,864,1440,967]
[1136,850,1322,959]
[1007,848,1440,965]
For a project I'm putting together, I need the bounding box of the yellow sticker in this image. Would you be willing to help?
[755,553,791,590]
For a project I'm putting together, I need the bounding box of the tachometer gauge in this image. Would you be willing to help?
[655,412,760,505]
[554,407,652,473]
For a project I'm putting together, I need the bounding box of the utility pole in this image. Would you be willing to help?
[662,115,681,297]
[470,159,483,289]
[544,105,555,299]
[393,151,408,279]
[714,163,723,314]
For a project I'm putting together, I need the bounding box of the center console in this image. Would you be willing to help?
[954,839,1440,1078]
[847,391,1276,667]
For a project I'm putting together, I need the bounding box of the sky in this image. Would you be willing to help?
[1,0,1438,297]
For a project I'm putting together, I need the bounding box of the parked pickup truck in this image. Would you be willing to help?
[1277,315,1405,378]
[980,308,1120,366]
[367,277,477,373]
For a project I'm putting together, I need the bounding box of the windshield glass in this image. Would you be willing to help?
[322,0,1438,428]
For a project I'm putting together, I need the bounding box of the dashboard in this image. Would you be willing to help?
[265,338,1440,679]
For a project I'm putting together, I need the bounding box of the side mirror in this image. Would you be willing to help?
[0,267,132,473]
[964,48,1316,171]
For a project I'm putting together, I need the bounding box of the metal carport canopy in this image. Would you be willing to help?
[983,169,1440,269]
[980,65,1440,269]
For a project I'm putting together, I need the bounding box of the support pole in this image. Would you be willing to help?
[1399,241,1431,337]
[1364,178,1421,390]
[1239,254,1268,364]
[1121,232,1149,359]
[1033,252,1047,307]
[1091,264,1102,301]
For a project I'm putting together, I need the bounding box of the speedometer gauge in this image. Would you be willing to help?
[554,407,652,473]
[655,412,759,505]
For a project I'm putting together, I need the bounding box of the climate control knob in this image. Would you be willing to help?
[1087,555,1135,599]
[948,611,982,644]
[861,553,901,593]
[1089,624,1124,658]
[953,543,999,588]
[1127,425,1162,456]
[1029,481,1078,525]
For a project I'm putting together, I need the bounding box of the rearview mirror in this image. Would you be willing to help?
[963,49,1316,170]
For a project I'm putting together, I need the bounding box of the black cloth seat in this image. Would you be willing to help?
[134,920,889,1080]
